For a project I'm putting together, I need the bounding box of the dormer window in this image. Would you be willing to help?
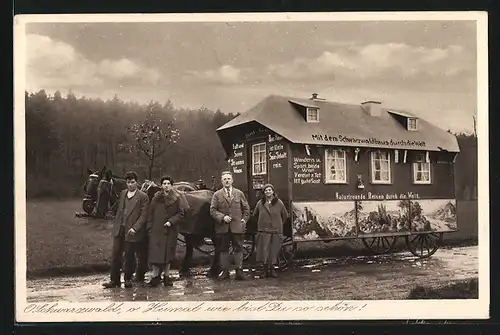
[307,107,319,122]
[288,99,321,122]
[407,117,418,131]
[387,110,419,131]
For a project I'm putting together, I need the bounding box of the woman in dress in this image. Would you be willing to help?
[252,183,289,278]
[146,175,186,287]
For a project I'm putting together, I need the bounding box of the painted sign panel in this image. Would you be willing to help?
[268,134,289,203]
[226,142,248,192]
[292,201,357,240]
[357,200,411,234]
[310,133,426,149]
[268,134,287,170]
[410,199,457,232]
[334,192,421,201]
[292,156,322,185]
[228,142,246,175]
[252,174,266,190]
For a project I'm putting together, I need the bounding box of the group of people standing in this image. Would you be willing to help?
[102,170,289,289]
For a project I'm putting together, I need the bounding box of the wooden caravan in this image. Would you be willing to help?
[216,94,460,266]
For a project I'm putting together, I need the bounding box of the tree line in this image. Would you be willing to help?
[25,90,239,198]
[452,130,478,200]
[24,89,478,200]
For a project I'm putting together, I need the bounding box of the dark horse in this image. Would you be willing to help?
[96,169,127,218]
[139,179,222,277]
[82,167,128,218]
[82,167,104,215]
[82,166,123,217]
[91,169,222,277]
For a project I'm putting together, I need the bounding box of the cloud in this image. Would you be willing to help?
[97,58,160,85]
[183,65,244,85]
[25,34,161,92]
[266,42,474,85]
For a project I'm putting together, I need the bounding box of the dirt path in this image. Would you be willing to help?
[26,246,478,302]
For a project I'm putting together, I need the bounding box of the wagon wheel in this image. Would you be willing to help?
[405,232,443,259]
[194,237,216,256]
[230,234,254,261]
[362,236,398,255]
[277,236,295,270]
[82,199,95,214]
[176,235,215,257]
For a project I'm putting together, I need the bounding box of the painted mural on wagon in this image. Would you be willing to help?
[357,200,411,234]
[292,201,357,241]
[410,199,457,232]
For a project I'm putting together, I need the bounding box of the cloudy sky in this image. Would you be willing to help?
[24,19,478,133]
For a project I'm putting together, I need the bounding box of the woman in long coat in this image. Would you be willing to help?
[146,176,186,287]
[252,183,289,278]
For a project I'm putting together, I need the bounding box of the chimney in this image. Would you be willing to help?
[309,93,325,101]
[361,100,383,117]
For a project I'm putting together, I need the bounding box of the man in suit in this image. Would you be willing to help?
[210,171,250,280]
[103,171,150,289]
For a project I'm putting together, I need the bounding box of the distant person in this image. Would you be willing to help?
[146,175,186,287]
[252,184,288,278]
[210,171,250,280]
[102,171,149,289]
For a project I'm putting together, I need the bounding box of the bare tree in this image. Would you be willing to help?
[121,102,180,180]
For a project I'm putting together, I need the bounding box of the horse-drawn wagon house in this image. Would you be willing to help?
[216,94,460,256]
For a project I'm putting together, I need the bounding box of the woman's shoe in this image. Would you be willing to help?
[262,263,269,278]
[146,276,162,287]
[218,270,230,280]
[268,265,278,278]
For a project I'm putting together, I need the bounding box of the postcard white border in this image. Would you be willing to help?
[14,11,489,322]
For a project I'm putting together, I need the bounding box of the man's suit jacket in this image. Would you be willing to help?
[210,187,250,234]
[113,189,150,242]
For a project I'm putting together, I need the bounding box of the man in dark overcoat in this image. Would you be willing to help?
[210,171,250,280]
[102,171,150,289]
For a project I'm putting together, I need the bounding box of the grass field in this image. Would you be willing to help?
[25,199,479,277]
[25,199,215,277]
[26,199,116,275]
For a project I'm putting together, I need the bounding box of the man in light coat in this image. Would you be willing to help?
[102,171,150,289]
[210,171,250,280]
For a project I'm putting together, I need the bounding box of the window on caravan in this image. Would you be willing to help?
[413,153,431,184]
[252,142,267,175]
[371,150,391,184]
[325,148,347,183]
